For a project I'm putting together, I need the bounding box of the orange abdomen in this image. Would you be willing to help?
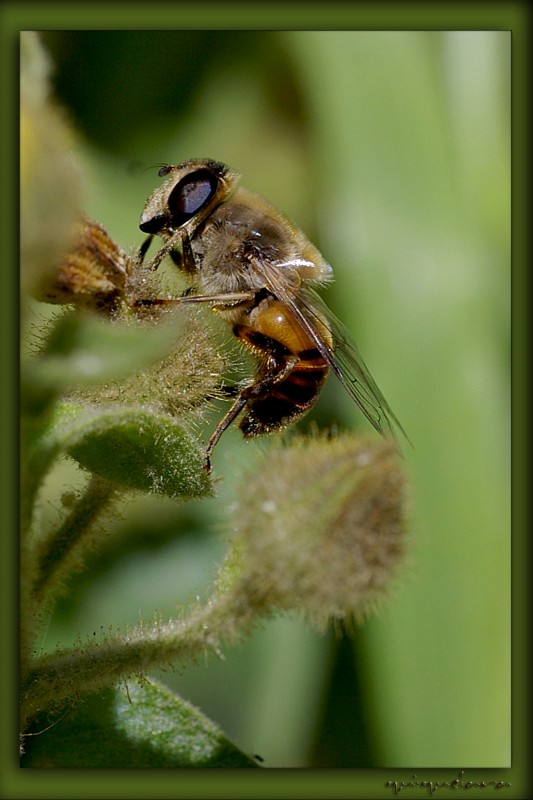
[234,297,330,437]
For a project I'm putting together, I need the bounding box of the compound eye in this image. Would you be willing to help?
[167,169,218,226]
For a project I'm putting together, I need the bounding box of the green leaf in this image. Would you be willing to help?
[29,311,181,389]
[21,679,260,768]
[38,402,210,499]
[68,410,209,497]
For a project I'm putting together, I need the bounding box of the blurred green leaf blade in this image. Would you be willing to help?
[21,680,260,768]
[30,311,181,389]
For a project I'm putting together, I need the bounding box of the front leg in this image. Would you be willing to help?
[142,226,198,275]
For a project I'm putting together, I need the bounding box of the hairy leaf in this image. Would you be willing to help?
[21,679,259,768]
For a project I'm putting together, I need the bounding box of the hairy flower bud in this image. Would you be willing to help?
[220,434,409,629]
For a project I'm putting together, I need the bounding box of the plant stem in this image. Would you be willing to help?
[20,474,119,678]
[32,474,118,606]
[20,586,259,731]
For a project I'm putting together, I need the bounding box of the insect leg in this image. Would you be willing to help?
[142,226,198,275]
[137,235,154,264]
[204,394,248,472]
[140,227,185,272]
[203,355,300,471]
[180,228,197,277]
[243,355,300,397]
[133,291,257,309]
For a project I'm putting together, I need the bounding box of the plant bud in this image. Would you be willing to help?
[221,434,409,629]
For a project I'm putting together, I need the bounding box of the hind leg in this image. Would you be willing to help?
[203,353,299,471]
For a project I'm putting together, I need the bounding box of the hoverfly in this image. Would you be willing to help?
[138,158,406,470]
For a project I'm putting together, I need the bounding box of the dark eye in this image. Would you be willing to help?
[167,169,218,226]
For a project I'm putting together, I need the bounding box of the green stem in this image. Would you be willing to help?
[20,472,119,678]
[21,586,259,731]
[20,413,60,542]
[32,474,118,606]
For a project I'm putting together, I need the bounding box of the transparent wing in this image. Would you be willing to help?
[250,257,409,446]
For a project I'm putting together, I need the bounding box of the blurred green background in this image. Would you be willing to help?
[34,30,509,768]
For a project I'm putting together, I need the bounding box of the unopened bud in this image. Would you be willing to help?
[221,434,409,629]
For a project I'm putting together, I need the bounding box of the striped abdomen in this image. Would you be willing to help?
[233,296,330,437]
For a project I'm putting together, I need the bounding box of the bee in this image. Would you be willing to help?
[138,158,406,470]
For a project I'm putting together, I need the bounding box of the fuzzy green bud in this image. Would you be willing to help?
[220,434,409,629]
